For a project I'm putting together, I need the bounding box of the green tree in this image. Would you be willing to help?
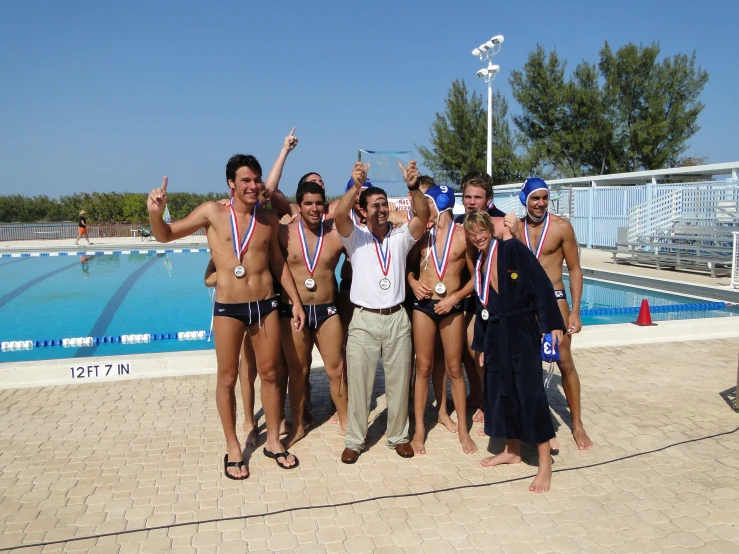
[416,79,529,187]
[510,42,708,177]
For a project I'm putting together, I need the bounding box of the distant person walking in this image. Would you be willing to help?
[75,210,93,246]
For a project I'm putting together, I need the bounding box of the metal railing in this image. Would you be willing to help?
[732,233,739,289]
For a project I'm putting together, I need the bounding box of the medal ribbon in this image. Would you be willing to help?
[229,199,256,264]
[487,198,495,210]
[474,240,498,306]
[430,224,455,281]
[371,227,392,278]
[523,212,550,260]
[298,220,324,276]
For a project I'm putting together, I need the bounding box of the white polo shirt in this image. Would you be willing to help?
[339,223,418,309]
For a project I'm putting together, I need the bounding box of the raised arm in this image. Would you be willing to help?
[264,127,298,195]
[561,221,583,333]
[148,176,211,242]
[334,162,368,238]
[400,161,430,239]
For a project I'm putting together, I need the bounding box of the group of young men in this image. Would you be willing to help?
[147,130,592,492]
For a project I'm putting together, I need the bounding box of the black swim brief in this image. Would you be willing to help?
[213,298,279,327]
[412,298,464,325]
[464,296,479,316]
[554,289,567,301]
[279,302,339,330]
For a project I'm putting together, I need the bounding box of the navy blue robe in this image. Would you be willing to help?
[482,238,565,444]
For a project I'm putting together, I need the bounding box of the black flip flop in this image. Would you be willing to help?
[223,454,249,480]
[263,448,300,470]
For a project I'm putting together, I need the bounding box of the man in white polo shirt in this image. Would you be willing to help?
[334,160,430,463]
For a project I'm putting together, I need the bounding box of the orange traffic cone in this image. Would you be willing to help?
[633,299,657,326]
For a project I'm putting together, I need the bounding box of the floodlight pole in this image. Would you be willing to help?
[473,36,504,180]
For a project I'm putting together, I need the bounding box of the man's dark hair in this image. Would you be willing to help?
[296,181,326,205]
[226,154,262,184]
[417,175,436,192]
[460,170,493,198]
[359,186,387,210]
[298,172,322,186]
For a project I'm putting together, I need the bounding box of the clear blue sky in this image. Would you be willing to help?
[1,0,736,199]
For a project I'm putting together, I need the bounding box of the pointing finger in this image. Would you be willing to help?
[289,127,296,136]
[162,176,168,192]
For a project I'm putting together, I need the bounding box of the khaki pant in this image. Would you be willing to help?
[344,307,412,451]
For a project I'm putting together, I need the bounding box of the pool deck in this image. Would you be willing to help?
[1,339,738,553]
[1,238,739,553]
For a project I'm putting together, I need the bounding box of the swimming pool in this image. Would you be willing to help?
[0,251,736,363]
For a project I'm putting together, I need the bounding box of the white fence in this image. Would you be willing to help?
[484,179,739,248]
[733,233,739,289]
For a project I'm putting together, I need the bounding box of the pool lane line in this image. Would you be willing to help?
[74,255,162,357]
[1,425,736,552]
[0,257,31,268]
[0,258,86,310]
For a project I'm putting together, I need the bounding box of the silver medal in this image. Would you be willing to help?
[304,278,315,290]
[481,309,489,321]
[234,265,245,277]
[379,278,391,290]
[435,282,446,295]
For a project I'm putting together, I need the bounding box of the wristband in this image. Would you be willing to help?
[407,184,420,191]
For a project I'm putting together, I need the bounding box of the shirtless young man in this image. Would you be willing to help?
[453,171,506,429]
[148,154,305,479]
[507,177,593,450]
[407,185,477,455]
[278,181,348,446]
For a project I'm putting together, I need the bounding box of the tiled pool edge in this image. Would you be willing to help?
[570,266,739,304]
[0,318,736,390]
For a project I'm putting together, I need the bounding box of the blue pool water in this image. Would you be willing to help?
[0,252,736,363]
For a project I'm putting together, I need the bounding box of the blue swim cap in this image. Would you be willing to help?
[425,185,455,213]
[541,333,560,363]
[345,177,372,192]
[519,177,549,206]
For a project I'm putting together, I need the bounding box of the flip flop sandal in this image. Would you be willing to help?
[223,454,248,480]
[262,448,300,470]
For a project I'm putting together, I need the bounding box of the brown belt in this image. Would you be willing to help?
[359,304,402,315]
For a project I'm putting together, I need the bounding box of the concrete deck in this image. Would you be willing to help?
[0,338,738,553]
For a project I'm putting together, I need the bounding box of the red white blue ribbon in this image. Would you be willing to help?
[298,220,324,276]
[430,224,455,282]
[406,210,412,221]
[487,198,495,210]
[229,199,256,263]
[371,227,392,278]
[524,212,550,260]
[475,240,498,307]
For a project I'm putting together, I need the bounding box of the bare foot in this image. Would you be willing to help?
[459,434,478,454]
[550,436,560,453]
[573,427,593,450]
[225,443,248,479]
[438,412,458,433]
[243,422,257,449]
[481,451,521,467]
[410,432,426,454]
[529,461,552,493]
[472,409,484,424]
[283,426,306,449]
[477,426,487,437]
[338,422,347,437]
[329,412,339,425]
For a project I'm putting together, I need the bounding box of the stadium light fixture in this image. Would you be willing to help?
[471,35,504,177]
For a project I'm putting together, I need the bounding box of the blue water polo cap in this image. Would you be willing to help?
[541,333,560,363]
[345,177,372,192]
[425,185,455,213]
[520,177,549,206]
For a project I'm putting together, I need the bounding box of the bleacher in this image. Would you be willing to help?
[612,224,737,278]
